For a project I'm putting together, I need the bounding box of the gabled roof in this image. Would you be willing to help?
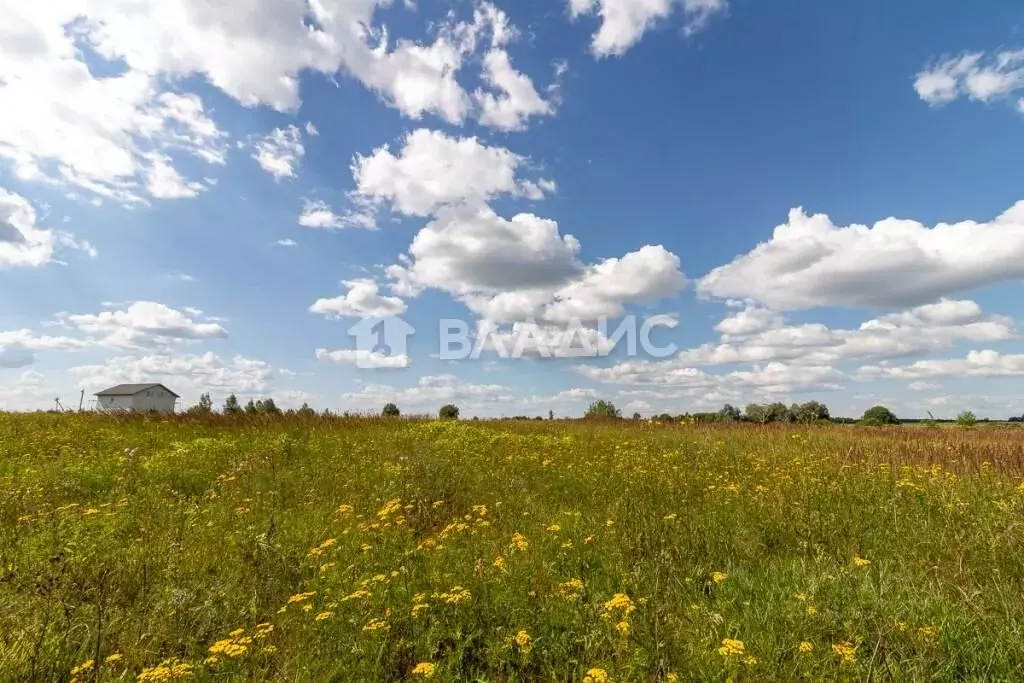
[95,383,180,398]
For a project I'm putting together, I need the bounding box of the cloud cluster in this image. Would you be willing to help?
[1,1,554,202]
[915,49,1024,108]
[70,352,276,395]
[698,200,1024,310]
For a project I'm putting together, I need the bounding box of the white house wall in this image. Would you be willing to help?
[98,396,134,412]
[131,387,177,414]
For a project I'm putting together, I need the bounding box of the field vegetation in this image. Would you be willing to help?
[3,412,1024,680]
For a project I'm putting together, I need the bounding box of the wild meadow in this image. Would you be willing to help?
[3,414,1024,681]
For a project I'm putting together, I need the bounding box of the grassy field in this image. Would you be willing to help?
[3,414,1024,681]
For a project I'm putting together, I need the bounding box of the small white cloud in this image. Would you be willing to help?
[915,49,1024,107]
[571,0,727,57]
[252,125,304,180]
[316,348,411,368]
[298,200,377,230]
[475,49,554,131]
[310,279,408,318]
[276,238,297,247]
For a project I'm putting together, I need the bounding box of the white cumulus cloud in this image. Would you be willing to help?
[310,279,408,319]
[698,199,1024,310]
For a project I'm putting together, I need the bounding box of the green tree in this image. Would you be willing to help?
[244,399,258,415]
[223,393,241,415]
[717,404,741,422]
[187,393,213,415]
[382,403,401,417]
[632,412,642,420]
[548,409,554,420]
[794,400,830,423]
[439,404,460,420]
[255,398,281,415]
[584,400,621,419]
[956,410,977,427]
[861,405,899,426]
[745,403,772,424]
[297,402,316,417]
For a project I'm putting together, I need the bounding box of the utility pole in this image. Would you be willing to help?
[79,389,84,412]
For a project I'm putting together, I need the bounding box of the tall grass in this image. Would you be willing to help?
[2,414,1024,680]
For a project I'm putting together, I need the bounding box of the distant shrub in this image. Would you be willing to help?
[584,400,620,419]
[382,403,401,417]
[439,404,460,420]
[861,405,899,426]
[957,410,978,427]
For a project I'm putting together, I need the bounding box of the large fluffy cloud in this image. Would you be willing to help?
[570,0,727,57]
[351,129,554,216]
[390,204,583,295]
[698,200,1024,310]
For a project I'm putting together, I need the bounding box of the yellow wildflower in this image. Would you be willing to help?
[510,532,529,552]
[832,641,857,663]
[798,641,814,654]
[583,668,610,683]
[603,593,636,620]
[105,653,123,665]
[412,662,436,678]
[71,660,95,676]
[493,555,507,569]
[315,611,334,622]
[711,571,728,584]
[137,658,194,681]
[337,504,354,515]
[546,523,561,533]
[363,618,389,632]
[557,578,585,601]
[718,638,746,657]
[514,630,533,654]
[852,556,871,567]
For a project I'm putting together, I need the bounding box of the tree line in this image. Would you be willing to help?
[583,399,902,425]
[182,394,992,426]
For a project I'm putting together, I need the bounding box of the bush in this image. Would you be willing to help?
[382,403,401,417]
[584,400,621,419]
[957,410,977,427]
[861,405,899,426]
[439,404,460,420]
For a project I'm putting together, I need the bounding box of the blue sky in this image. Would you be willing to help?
[3,0,1024,418]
